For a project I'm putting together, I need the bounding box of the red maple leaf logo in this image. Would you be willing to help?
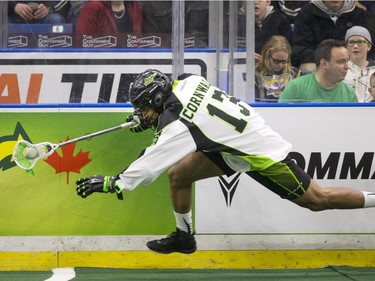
[44,137,92,184]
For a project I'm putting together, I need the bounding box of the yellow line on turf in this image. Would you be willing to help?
[0,252,57,271]
[2,250,375,271]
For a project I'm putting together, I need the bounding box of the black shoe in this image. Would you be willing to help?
[146,228,197,254]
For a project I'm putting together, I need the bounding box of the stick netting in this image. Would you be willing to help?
[13,141,49,171]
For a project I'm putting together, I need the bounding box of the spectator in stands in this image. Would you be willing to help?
[293,0,368,73]
[8,1,70,24]
[75,1,142,46]
[140,1,172,33]
[344,26,375,102]
[358,2,375,46]
[279,39,358,103]
[367,71,375,101]
[271,1,309,24]
[140,1,209,48]
[185,1,209,48]
[67,0,87,29]
[255,35,304,102]
[238,0,292,63]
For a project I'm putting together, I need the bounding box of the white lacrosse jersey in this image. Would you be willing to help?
[117,74,292,192]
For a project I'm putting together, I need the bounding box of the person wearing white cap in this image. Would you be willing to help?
[344,25,375,102]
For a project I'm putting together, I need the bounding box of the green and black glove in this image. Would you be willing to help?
[76,175,123,200]
[126,108,151,133]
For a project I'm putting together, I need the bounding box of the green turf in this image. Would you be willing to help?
[0,271,51,281]
[1,267,375,281]
[72,267,375,281]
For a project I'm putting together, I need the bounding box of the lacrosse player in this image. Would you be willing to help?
[76,69,375,254]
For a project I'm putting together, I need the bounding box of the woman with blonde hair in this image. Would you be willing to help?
[255,35,303,102]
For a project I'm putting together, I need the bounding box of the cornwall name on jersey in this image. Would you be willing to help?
[117,74,292,192]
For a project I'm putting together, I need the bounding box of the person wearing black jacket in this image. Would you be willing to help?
[293,0,371,72]
[237,0,293,62]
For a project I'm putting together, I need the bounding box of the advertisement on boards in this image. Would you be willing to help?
[196,106,375,234]
[0,52,211,104]
[1,111,175,235]
[7,24,197,49]
[8,24,73,48]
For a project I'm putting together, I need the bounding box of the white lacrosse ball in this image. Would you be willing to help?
[23,147,38,159]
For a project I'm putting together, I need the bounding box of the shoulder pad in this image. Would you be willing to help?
[177,73,194,80]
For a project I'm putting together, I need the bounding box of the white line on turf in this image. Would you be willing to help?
[44,268,76,281]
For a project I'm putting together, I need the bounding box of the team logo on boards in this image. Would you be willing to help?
[218,172,241,207]
[0,122,31,171]
[1,122,92,183]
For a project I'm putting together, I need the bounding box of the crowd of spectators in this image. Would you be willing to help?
[249,0,375,103]
[74,0,142,44]
[6,0,209,48]
[6,0,375,103]
[292,0,371,73]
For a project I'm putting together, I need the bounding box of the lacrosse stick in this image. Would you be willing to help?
[13,121,136,172]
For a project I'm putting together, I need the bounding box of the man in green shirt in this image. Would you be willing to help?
[279,39,358,102]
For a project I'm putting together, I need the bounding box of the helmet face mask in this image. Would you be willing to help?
[129,69,172,113]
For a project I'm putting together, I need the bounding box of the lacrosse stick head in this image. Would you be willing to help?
[13,140,55,171]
